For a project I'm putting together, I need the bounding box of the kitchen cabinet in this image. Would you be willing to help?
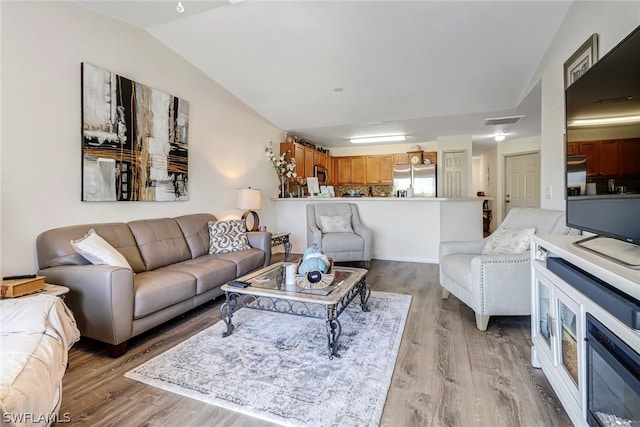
[577,140,619,177]
[280,142,306,178]
[619,138,640,175]
[567,142,579,156]
[394,153,409,165]
[365,155,393,184]
[337,157,351,184]
[304,146,315,179]
[423,151,438,165]
[350,156,365,184]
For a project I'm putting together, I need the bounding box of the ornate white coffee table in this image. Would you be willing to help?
[220,262,369,358]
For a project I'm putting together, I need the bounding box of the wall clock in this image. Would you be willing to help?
[408,151,423,165]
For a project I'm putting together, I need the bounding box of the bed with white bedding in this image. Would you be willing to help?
[1,294,80,427]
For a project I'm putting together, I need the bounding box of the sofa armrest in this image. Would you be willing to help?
[247,231,272,267]
[470,252,532,315]
[439,239,487,257]
[37,265,134,345]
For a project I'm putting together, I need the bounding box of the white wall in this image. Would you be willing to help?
[534,2,640,212]
[0,2,284,275]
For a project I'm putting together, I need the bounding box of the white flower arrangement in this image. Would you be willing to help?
[265,142,297,178]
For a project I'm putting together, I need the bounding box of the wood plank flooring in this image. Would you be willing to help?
[57,258,572,426]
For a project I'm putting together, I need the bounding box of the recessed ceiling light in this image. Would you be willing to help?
[350,135,406,144]
[176,1,184,13]
[494,133,506,142]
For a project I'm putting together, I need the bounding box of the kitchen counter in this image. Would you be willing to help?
[273,197,483,263]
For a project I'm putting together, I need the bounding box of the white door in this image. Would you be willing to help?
[504,152,540,215]
[442,150,468,198]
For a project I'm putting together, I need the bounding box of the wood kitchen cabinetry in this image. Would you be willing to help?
[350,156,365,184]
[572,140,619,177]
[365,155,394,184]
[336,151,437,184]
[337,157,351,184]
[619,138,640,175]
[280,142,333,182]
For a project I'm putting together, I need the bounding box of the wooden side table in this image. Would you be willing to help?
[271,232,292,262]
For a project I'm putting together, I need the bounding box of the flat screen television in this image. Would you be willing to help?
[565,25,640,267]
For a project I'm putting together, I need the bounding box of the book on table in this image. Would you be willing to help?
[1,276,46,298]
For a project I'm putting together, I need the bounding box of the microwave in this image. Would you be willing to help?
[314,165,328,185]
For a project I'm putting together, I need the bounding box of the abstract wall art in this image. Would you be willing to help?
[81,63,189,201]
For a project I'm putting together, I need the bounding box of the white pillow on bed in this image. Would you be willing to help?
[71,229,132,269]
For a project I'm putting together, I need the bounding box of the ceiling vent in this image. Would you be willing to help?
[483,115,525,126]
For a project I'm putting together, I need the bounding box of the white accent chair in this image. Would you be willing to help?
[306,203,371,268]
[439,207,568,331]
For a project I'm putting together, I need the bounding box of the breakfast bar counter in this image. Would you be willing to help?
[273,197,483,263]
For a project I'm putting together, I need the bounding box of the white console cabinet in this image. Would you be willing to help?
[530,235,640,427]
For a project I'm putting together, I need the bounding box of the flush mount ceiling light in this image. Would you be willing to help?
[567,115,640,127]
[494,133,506,142]
[350,135,406,144]
[176,1,184,13]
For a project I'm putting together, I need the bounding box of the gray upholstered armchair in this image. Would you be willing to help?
[439,207,569,331]
[307,203,371,268]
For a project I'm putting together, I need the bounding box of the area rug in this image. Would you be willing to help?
[125,291,411,426]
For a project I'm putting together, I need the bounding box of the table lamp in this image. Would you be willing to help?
[237,187,262,232]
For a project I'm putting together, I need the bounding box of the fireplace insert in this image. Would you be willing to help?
[586,313,640,426]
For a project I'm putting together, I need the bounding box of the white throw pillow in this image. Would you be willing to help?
[482,227,536,255]
[71,229,132,269]
[208,220,251,254]
[318,214,354,233]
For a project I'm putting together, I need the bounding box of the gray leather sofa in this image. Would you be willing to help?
[36,213,271,357]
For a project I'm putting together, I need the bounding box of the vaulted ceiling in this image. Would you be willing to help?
[76,0,572,154]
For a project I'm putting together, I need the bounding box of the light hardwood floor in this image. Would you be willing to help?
[57,258,572,426]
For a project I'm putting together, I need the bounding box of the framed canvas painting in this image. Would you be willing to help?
[81,63,189,201]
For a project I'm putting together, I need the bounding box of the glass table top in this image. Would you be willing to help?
[237,263,354,296]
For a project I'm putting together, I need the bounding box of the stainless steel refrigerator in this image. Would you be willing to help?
[393,164,437,197]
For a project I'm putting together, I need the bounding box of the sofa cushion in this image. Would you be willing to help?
[175,213,218,259]
[211,248,265,277]
[133,270,196,319]
[208,220,251,254]
[322,233,364,253]
[163,256,237,295]
[128,218,192,271]
[71,229,133,269]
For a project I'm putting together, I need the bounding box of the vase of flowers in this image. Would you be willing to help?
[265,142,297,197]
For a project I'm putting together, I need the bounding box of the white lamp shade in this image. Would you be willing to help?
[237,188,262,210]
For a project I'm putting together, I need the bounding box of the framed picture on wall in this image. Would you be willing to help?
[564,34,599,89]
[81,63,189,202]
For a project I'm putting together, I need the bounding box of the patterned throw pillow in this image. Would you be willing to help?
[482,227,536,255]
[318,214,354,233]
[208,220,251,254]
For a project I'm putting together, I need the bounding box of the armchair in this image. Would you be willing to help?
[439,207,568,330]
[306,203,371,268]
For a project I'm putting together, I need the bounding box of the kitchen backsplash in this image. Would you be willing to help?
[333,184,393,197]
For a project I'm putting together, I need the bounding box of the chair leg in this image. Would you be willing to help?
[475,314,490,331]
[441,287,450,299]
